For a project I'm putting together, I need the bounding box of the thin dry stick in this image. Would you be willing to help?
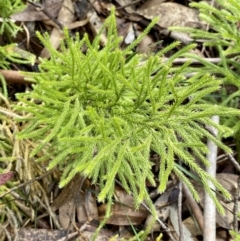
[57,231,78,241]
[204,115,219,241]
[182,182,204,233]
[141,202,177,241]
[225,152,240,172]
[178,181,183,241]
[233,176,240,231]
[201,0,216,55]
[170,57,221,65]
[26,0,64,29]
[57,223,88,241]
[206,122,240,172]
[0,106,23,119]
[161,29,193,45]
[0,69,31,84]
[0,170,55,199]
[115,179,177,241]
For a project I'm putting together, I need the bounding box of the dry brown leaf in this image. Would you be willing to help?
[43,18,89,30]
[216,229,231,241]
[216,201,240,230]
[137,2,201,29]
[76,188,98,224]
[98,186,148,225]
[98,202,148,226]
[74,191,88,224]
[170,204,197,241]
[11,0,63,22]
[217,173,239,196]
[115,0,136,13]
[123,1,201,44]
[73,0,90,20]
[137,0,167,10]
[86,9,107,45]
[91,0,103,14]
[59,200,75,230]
[136,31,154,54]
[52,175,98,230]
[144,187,172,232]
[116,17,131,46]
[52,176,81,229]
[40,0,75,58]
[183,217,201,237]
[51,176,80,211]
[114,186,137,205]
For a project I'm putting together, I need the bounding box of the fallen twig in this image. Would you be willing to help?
[0,69,32,84]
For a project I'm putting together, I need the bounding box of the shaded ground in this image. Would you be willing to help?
[0,0,240,240]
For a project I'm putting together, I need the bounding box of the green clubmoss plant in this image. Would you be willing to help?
[0,2,48,239]
[0,0,24,38]
[15,9,240,216]
[170,0,240,160]
[230,229,240,241]
[0,0,33,97]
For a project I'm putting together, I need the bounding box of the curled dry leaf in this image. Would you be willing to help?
[98,186,149,226]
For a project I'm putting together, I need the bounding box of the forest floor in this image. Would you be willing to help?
[0,0,239,240]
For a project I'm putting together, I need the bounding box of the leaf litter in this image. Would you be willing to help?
[0,0,238,240]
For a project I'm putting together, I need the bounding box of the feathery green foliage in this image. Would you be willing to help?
[0,0,24,37]
[0,0,32,97]
[15,9,240,214]
[170,0,240,161]
[231,227,240,241]
[171,0,240,89]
